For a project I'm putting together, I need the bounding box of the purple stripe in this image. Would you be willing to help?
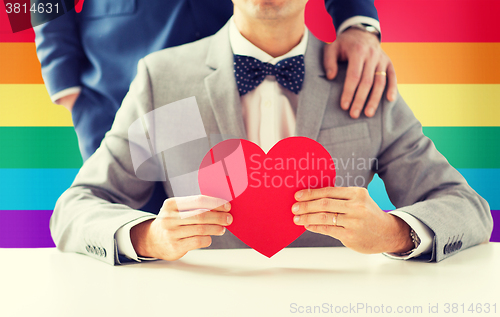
[0,210,499,248]
[0,210,55,248]
[491,210,500,243]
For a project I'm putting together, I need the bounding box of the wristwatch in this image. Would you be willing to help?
[395,228,421,256]
[345,23,381,41]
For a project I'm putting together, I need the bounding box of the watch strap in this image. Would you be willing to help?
[393,228,421,257]
[346,23,381,41]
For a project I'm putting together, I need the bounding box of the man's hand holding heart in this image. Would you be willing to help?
[131,195,232,261]
[292,187,415,254]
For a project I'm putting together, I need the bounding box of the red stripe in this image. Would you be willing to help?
[0,0,34,42]
[75,0,85,13]
[305,0,336,43]
[376,0,500,42]
[2,0,499,43]
[0,29,34,42]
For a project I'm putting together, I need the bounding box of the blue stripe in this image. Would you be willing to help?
[0,168,498,210]
[367,174,396,210]
[0,169,79,210]
[368,169,499,210]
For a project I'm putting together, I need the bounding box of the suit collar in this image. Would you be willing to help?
[295,32,331,141]
[205,23,248,140]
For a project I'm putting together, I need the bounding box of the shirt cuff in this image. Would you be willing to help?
[51,86,82,104]
[337,16,381,37]
[384,210,434,260]
[115,216,158,262]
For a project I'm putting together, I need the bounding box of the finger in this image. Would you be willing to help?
[294,212,346,228]
[295,187,362,202]
[292,197,349,215]
[385,62,398,102]
[176,210,233,226]
[340,54,364,111]
[162,195,231,213]
[172,224,226,240]
[177,235,212,252]
[349,56,378,118]
[364,65,388,117]
[305,224,346,240]
[323,42,340,80]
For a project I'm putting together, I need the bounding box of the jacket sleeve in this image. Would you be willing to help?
[51,59,159,265]
[33,9,84,98]
[325,0,379,31]
[376,93,493,262]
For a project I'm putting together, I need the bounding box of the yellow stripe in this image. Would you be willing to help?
[399,84,500,127]
[1,84,499,127]
[0,85,73,127]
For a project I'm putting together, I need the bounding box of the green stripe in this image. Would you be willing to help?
[0,127,498,169]
[0,127,83,168]
[423,127,500,169]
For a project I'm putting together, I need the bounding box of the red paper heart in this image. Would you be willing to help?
[198,137,336,257]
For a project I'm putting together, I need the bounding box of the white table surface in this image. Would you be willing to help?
[1,243,498,317]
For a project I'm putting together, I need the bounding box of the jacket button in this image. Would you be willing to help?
[450,242,457,252]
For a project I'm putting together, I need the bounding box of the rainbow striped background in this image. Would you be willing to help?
[0,0,499,248]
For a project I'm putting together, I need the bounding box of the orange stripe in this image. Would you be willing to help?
[381,43,500,84]
[1,43,500,84]
[0,43,43,84]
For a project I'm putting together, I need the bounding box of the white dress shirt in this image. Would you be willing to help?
[115,17,433,262]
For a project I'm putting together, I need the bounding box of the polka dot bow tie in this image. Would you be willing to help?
[233,54,305,96]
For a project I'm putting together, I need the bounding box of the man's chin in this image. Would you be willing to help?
[249,0,297,19]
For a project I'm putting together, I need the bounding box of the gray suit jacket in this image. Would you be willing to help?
[52,23,493,265]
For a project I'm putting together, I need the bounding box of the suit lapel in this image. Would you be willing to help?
[204,24,248,140]
[295,32,331,141]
